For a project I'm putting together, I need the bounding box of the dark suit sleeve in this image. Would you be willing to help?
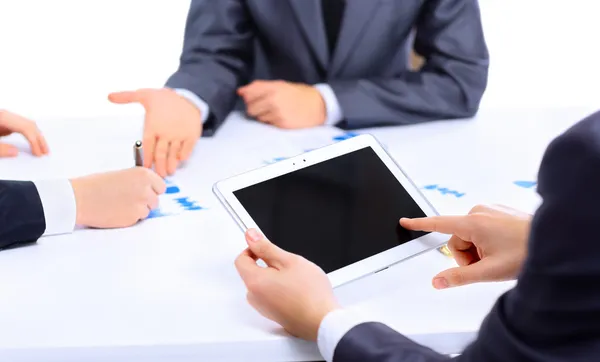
[333,322,450,362]
[329,0,489,129]
[0,180,46,250]
[165,0,255,136]
[333,111,600,361]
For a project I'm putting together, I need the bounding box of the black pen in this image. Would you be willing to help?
[134,140,143,167]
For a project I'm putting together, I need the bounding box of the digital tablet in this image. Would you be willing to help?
[213,134,446,287]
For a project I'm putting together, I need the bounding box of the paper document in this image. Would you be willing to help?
[147,178,206,219]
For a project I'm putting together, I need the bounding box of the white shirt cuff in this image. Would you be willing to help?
[314,83,344,126]
[317,309,372,362]
[172,88,210,124]
[33,179,76,237]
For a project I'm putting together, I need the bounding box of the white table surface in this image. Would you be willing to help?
[0,107,595,361]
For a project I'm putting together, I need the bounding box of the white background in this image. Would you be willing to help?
[0,0,599,119]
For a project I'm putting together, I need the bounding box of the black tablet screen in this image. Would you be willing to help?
[234,147,428,273]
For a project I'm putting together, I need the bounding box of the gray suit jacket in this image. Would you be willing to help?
[166,0,489,136]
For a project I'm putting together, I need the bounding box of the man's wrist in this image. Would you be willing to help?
[171,88,210,124]
[308,304,342,341]
[317,309,373,362]
[313,84,343,126]
[69,177,87,226]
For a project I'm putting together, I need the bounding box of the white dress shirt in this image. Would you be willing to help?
[173,84,344,126]
[317,309,373,361]
[32,179,77,237]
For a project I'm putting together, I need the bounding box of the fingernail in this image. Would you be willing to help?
[433,277,449,289]
[7,149,18,156]
[247,229,262,242]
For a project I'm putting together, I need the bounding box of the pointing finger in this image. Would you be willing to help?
[400,216,470,236]
[108,90,142,104]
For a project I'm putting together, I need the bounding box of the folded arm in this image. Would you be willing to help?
[328,0,489,129]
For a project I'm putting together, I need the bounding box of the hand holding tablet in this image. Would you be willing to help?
[234,204,532,342]
[214,134,447,287]
[234,228,339,341]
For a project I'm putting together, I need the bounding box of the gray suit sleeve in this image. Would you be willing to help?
[328,0,489,129]
[333,322,451,362]
[165,0,254,135]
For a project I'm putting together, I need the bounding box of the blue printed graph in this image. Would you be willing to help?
[165,185,180,194]
[332,132,360,141]
[174,197,204,210]
[422,184,466,198]
[513,180,537,189]
[147,179,205,219]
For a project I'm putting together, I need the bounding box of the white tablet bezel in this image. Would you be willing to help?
[213,134,447,287]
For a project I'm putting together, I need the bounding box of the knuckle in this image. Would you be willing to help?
[468,204,489,214]
[140,206,150,218]
[463,214,486,239]
[474,213,494,229]
[466,212,486,225]
[147,189,158,200]
[288,254,302,265]
[158,179,167,192]
[134,167,148,177]
[449,269,465,285]
[447,237,459,248]
[138,190,149,202]
[246,292,258,307]
[246,278,263,292]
